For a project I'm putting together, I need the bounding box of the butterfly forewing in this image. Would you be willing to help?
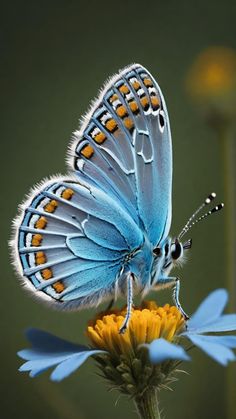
[69,65,172,246]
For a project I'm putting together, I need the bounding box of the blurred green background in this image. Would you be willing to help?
[1,1,236,418]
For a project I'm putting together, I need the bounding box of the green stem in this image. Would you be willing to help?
[220,125,236,305]
[218,122,236,419]
[134,388,161,419]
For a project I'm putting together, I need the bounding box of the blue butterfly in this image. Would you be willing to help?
[11,64,223,333]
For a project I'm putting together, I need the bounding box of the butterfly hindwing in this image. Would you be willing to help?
[69,64,172,246]
[14,176,143,308]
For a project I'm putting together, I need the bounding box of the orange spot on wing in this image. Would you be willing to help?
[116,105,128,118]
[109,94,118,102]
[94,132,106,144]
[143,78,153,87]
[35,216,47,229]
[105,119,118,132]
[119,85,129,94]
[41,268,52,280]
[140,97,149,108]
[35,251,47,265]
[32,234,43,246]
[124,118,134,130]
[81,144,94,158]
[132,81,141,90]
[53,281,64,293]
[62,188,74,200]
[44,200,58,213]
[151,96,160,107]
[129,101,139,113]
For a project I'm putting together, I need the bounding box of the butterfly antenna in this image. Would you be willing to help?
[178,193,223,240]
[180,203,224,237]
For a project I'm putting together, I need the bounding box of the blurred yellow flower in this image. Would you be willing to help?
[186,47,236,118]
[187,47,236,97]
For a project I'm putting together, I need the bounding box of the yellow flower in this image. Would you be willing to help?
[86,301,186,400]
[87,301,184,358]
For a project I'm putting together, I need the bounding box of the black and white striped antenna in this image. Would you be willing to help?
[178,193,224,241]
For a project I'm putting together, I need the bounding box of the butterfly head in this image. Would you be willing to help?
[153,237,191,274]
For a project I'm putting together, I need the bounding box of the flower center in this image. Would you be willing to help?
[87,301,185,356]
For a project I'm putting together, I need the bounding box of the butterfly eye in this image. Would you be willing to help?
[158,110,165,132]
[171,241,182,260]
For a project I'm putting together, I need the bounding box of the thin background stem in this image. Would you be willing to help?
[219,123,236,419]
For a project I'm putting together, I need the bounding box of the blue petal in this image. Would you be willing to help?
[193,335,236,348]
[148,338,191,364]
[18,328,106,380]
[186,314,236,334]
[188,289,228,330]
[18,349,80,361]
[19,348,105,379]
[50,350,102,382]
[19,355,72,376]
[185,334,236,366]
[25,328,86,353]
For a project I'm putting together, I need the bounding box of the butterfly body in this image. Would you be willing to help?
[11,63,191,328]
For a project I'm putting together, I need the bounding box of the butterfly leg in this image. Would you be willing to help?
[173,278,189,320]
[156,276,189,320]
[119,273,134,334]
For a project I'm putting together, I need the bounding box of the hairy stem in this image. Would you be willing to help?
[134,388,161,419]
